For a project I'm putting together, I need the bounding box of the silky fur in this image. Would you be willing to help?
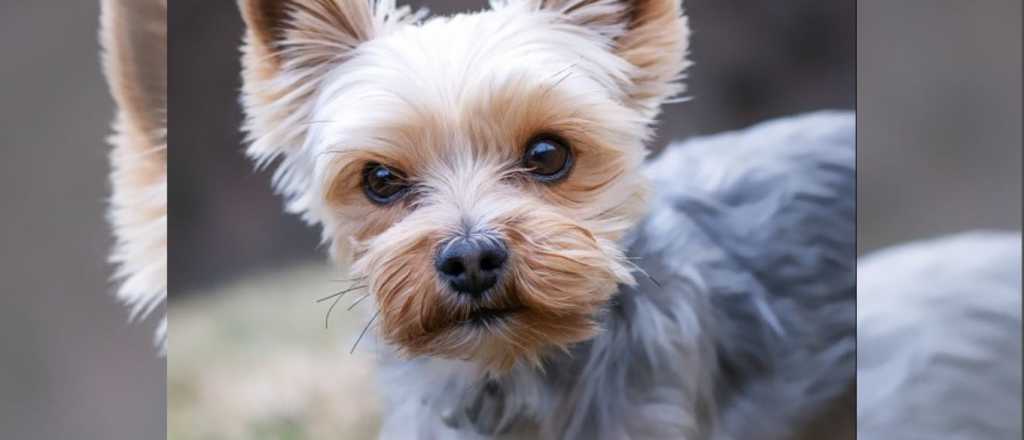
[238,1,855,438]
[101,0,168,351]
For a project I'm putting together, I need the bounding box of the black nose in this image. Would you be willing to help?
[435,237,508,297]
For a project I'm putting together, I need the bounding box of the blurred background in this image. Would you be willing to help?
[0,2,165,440]
[858,0,1021,253]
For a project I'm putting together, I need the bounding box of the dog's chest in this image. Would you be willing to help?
[376,281,715,440]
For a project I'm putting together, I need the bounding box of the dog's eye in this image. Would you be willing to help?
[363,162,409,204]
[523,136,572,182]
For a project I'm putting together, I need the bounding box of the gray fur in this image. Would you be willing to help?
[858,231,1022,440]
[375,111,856,439]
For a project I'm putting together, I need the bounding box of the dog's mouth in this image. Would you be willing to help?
[460,305,526,326]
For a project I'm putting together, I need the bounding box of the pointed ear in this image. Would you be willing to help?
[528,0,690,117]
[101,0,167,151]
[238,0,419,218]
[100,0,168,351]
[240,0,390,70]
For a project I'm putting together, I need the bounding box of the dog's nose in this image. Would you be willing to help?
[435,237,508,297]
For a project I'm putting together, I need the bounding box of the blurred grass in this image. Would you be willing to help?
[169,263,381,439]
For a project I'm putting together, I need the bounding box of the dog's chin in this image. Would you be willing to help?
[459,304,528,327]
[387,299,603,372]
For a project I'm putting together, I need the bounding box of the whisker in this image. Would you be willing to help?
[347,293,371,311]
[317,284,367,303]
[324,294,342,329]
[330,275,368,283]
[350,310,381,354]
[320,284,367,330]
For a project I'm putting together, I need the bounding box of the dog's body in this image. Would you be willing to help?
[858,231,1022,440]
[375,112,855,439]
[236,0,854,437]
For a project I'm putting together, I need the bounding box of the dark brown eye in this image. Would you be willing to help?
[363,162,408,204]
[523,136,572,182]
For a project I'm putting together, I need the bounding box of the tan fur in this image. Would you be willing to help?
[516,0,691,118]
[239,0,688,371]
[239,0,421,219]
[101,0,168,350]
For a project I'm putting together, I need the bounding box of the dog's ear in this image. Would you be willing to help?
[238,0,419,219]
[100,0,168,351]
[239,0,391,70]
[102,0,167,152]
[522,0,690,117]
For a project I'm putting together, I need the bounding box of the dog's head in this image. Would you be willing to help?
[239,0,689,370]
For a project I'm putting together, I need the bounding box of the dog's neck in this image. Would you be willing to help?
[375,215,721,439]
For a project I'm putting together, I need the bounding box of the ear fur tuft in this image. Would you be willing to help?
[100,0,168,352]
[238,0,421,219]
[520,0,691,117]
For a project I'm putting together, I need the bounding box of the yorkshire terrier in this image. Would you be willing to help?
[238,0,855,438]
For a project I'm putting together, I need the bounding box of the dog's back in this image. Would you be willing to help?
[640,111,856,439]
[858,231,1022,439]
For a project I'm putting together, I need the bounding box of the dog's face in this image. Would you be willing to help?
[240,0,689,370]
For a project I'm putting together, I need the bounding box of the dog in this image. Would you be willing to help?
[100,0,168,352]
[237,0,855,438]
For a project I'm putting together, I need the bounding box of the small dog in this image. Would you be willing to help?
[238,0,855,438]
